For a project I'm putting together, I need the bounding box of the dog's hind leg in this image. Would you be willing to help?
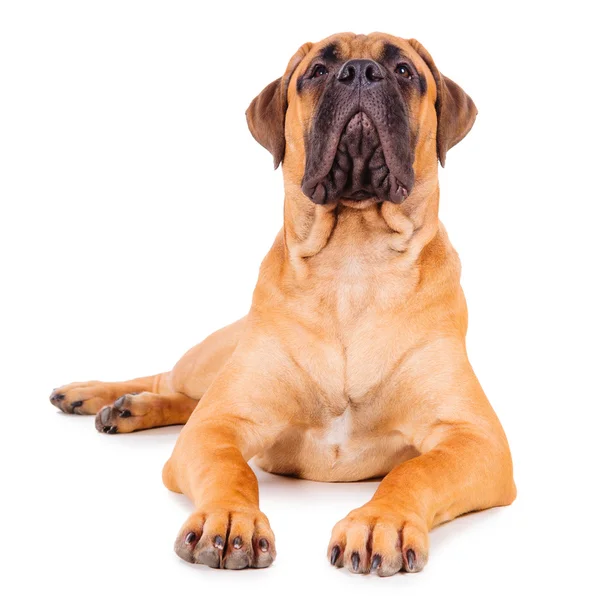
[94,391,200,434]
[49,317,247,429]
[49,374,169,416]
[50,374,200,434]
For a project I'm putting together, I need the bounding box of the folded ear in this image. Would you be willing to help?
[246,42,313,169]
[408,39,478,167]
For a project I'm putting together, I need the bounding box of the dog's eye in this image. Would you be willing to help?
[396,64,412,79]
[311,64,329,78]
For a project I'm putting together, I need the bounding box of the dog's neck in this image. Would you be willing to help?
[280,173,441,281]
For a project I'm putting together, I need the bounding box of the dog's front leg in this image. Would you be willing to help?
[328,350,517,576]
[162,340,296,570]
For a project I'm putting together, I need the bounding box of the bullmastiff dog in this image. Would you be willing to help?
[50,32,516,575]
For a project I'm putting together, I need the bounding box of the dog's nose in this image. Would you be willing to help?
[337,59,384,85]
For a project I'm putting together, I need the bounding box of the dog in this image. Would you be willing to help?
[50,32,516,575]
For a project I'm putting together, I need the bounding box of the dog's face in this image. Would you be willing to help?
[247,33,478,207]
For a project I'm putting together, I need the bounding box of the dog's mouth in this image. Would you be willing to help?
[301,109,415,206]
[337,112,408,204]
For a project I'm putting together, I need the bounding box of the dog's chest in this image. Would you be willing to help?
[290,292,410,404]
[255,405,418,482]
[319,406,353,448]
[301,253,414,401]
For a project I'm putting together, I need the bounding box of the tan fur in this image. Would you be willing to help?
[51,33,516,574]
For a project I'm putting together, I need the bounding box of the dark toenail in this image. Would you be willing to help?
[258,538,269,552]
[214,535,224,549]
[103,426,111,433]
[114,396,126,408]
[330,545,340,565]
[232,536,243,549]
[71,400,83,408]
[100,406,111,425]
[351,552,360,572]
[371,554,382,571]
[406,549,415,570]
[185,532,196,544]
[107,426,118,434]
[120,409,132,418]
[52,394,64,401]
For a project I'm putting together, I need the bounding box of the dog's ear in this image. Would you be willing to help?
[408,39,478,167]
[246,42,312,169]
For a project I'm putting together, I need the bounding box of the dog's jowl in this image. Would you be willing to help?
[50,32,516,575]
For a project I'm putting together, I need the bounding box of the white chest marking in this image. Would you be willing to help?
[322,407,352,447]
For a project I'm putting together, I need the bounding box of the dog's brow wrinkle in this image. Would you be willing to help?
[382,42,401,62]
[321,43,339,61]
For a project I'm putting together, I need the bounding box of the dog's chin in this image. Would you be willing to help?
[338,189,380,209]
[339,197,380,209]
[301,111,412,206]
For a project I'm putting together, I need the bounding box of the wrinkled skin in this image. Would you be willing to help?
[300,54,415,204]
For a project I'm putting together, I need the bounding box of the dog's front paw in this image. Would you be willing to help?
[174,508,276,569]
[328,503,429,576]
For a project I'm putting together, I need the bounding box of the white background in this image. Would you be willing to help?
[1,1,598,598]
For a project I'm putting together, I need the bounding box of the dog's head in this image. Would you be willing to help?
[246,33,477,207]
